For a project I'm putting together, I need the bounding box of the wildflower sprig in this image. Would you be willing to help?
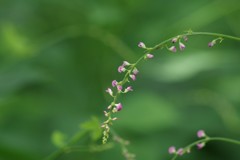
[112,131,136,160]
[102,30,240,144]
[169,130,240,160]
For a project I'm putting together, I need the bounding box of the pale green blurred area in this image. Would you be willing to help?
[0,0,240,159]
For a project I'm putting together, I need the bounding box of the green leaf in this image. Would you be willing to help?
[51,131,67,148]
[80,116,102,141]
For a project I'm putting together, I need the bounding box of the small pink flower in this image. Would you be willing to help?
[112,80,118,87]
[172,37,178,43]
[132,68,139,75]
[169,46,177,52]
[197,130,206,138]
[179,42,185,51]
[177,148,184,156]
[130,74,136,81]
[123,61,130,66]
[208,40,216,47]
[106,88,113,96]
[118,65,126,73]
[197,143,205,149]
[168,146,176,154]
[146,54,154,59]
[117,85,122,91]
[124,86,133,93]
[138,42,146,48]
[115,103,122,111]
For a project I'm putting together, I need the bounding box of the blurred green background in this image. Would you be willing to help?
[0,0,240,159]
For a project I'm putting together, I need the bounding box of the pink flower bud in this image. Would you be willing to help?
[112,80,118,87]
[124,86,133,93]
[197,143,205,149]
[138,42,146,48]
[179,42,185,51]
[168,146,176,154]
[123,61,130,66]
[146,54,154,59]
[106,88,113,96]
[169,46,177,52]
[129,74,136,81]
[117,85,122,91]
[208,41,216,47]
[172,37,178,43]
[115,103,122,111]
[118,65,126,73]
[132,68,139,75]
[197,130,206,138]
[177,148,184,156]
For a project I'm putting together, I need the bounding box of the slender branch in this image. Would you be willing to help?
[44,130,88,160]
[151,31,240,51]
[102,30,240,144]
[171,137,240,160]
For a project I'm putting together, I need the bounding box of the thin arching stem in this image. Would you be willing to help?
[46,31,240,160]
[102,31,240,144]
[171,137,240,160]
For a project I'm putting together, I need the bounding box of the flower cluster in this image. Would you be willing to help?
[102,43,155,144]
[167,35,187,53]
[168,130,207,157]
[101,31,228,145]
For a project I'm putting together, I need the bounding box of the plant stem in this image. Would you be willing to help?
[152,31,240,51]
[189,32,240,41]
[171,136,240,160]
[103,30,240,144]
[44,130,88,160]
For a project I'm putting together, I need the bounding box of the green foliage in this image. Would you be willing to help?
[0,0,239,160]
[80,116,102,142]
[51,131,68,148]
